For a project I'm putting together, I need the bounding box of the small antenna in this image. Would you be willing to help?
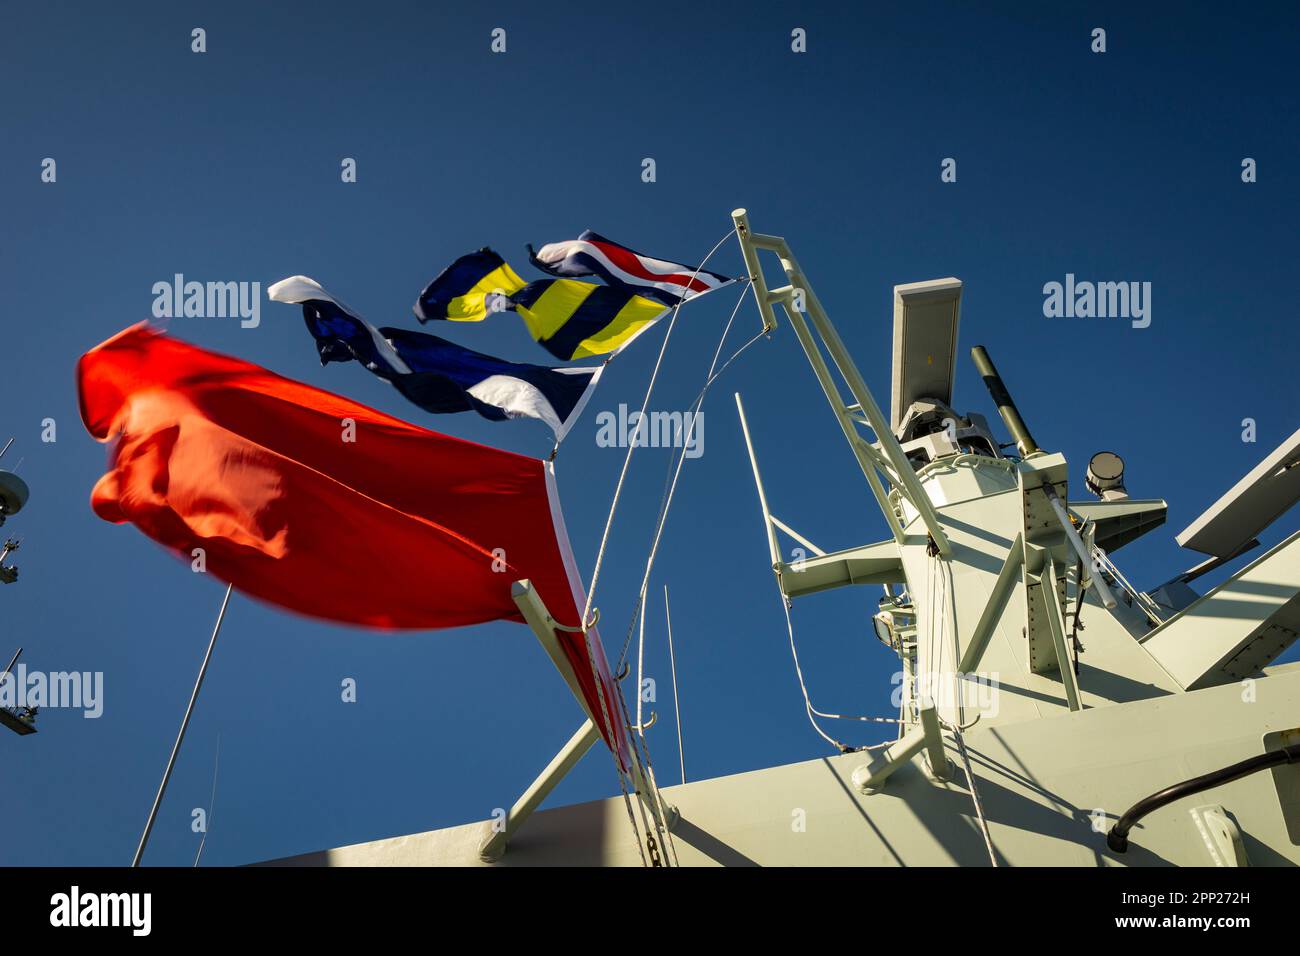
[664,586,685,786]
[1,647,20,684]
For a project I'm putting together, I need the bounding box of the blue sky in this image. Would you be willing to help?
[2,2,1296,865]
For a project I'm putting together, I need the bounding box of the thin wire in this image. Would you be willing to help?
[576,621,646,867]
[617,768,651,868]
[896,639,909,741]
[630,760,661,866]
[132,582,233,867]
[644,762,681,867]
[618,281,763,668]
[635,596,647,731]
[780,594,896,752]
[610,676,673,866]
[193,734,221,867]
[615,679,680,867]
[934,554,964,727]
[925,554,938,711]
[575,227,737,866]
[920,554,972,727]
[629,583,681,865]
[1093,545,1162,622]
[928,549,996,864]
[580,226,738,627]
[664,585,685,786]
[944,718,999,867]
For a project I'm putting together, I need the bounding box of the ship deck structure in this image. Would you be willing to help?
[260,211,1300,867]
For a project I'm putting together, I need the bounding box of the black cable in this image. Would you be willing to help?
[1107,744,1300,852]
[1069,557,1085,675]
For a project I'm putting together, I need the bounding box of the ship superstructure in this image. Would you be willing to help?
[267,212,1300,867]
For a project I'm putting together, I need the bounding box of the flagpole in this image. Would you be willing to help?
[132,582,233,867]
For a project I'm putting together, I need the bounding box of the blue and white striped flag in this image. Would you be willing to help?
[269,276,602,441]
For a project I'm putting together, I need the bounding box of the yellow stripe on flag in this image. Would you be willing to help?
[516,280,597,341]
[444,262,527,321]
[570,295,667,358]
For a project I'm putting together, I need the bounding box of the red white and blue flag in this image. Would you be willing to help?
[528,230,735,308]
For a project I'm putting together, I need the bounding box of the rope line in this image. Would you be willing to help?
[635,597,647,732]
[779,594,897,752]
[944,718,999,867]
[574,226,738,866]
[617,280,762,668]
[580,226,739,627]
[927,549,996,865]
[614,676,679,866]
[664,585,686,785]
[586,630,647,867]
[644,762,681,867]
[192,734,220,867]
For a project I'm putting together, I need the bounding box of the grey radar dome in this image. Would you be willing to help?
[0,471,30,516]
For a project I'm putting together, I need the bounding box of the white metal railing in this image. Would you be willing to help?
[731,209,952,557]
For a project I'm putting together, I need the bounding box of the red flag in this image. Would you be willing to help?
[78,323,628,756]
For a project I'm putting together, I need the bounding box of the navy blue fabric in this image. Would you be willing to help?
[509,281,649,362]
[301,299,595,426]
[413,248,510,322]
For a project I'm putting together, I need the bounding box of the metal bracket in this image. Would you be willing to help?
[958,533,1024,673]
[479,719,600,862]
[1040,555,1082,711]
[852,698,950,793]
[1190,804,1250,867]
[509,580,674,845]
[732,209,952,558]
